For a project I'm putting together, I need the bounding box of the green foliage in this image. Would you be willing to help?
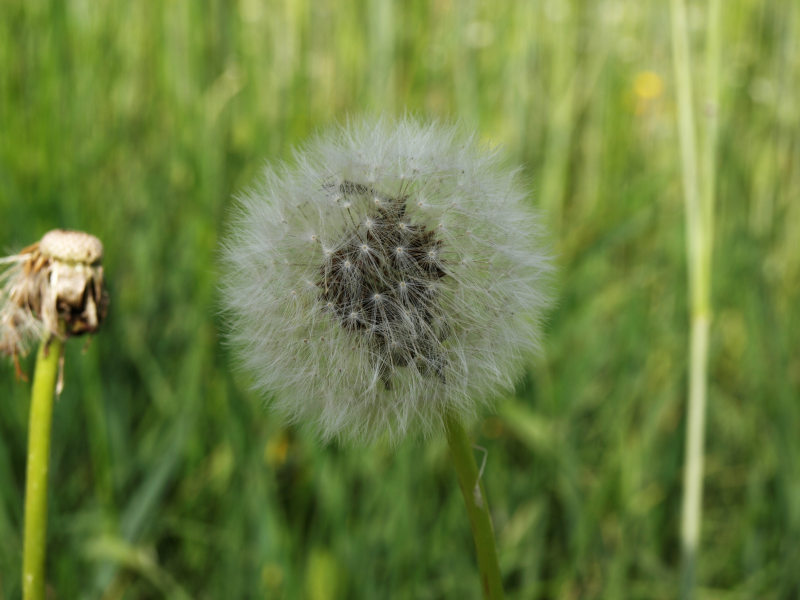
[1,0,798,598]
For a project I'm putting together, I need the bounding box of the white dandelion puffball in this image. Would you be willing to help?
[222,117,552,444]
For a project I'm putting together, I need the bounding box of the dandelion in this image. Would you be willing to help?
[222,117,552,599]
[1,229,107,372]
[222,116,551,444]
[1,229,107,600]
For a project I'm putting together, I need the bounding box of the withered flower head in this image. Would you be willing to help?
[1,229,108,365]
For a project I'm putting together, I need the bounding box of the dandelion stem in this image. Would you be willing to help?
[445,416,504,600]
[22,336,63,600]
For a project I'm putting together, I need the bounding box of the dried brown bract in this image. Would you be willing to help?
[1,230,108,376]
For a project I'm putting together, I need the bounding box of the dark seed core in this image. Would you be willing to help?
[319,181,449,389]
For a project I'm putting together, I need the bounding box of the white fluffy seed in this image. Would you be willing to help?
[221,116,552,444]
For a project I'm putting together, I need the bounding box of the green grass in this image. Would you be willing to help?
[1,0,799,598]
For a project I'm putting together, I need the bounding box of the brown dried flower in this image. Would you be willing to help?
[1,229,108,377]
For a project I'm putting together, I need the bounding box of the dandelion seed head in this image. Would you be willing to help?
[40,229,103,264]
[221,116,552,444]
[1,230,108,362]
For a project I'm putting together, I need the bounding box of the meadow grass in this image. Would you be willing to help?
[1,0,799,598]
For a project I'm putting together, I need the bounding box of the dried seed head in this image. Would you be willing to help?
[221,117,553,444]
[1,229,108,363]
[39,229,103,264]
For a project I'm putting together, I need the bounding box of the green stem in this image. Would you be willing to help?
[670,0,720,596]
[23,336,63,600]
[680,315,710,600]
[445,416,504,600]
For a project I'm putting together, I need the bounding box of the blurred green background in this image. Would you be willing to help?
[1,0,798,598]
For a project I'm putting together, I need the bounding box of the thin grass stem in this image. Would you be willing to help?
[670,0,721,597]
[445,415,504,600]
[22,336,63,600]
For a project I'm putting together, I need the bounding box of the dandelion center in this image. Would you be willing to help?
[319,181,449,389]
